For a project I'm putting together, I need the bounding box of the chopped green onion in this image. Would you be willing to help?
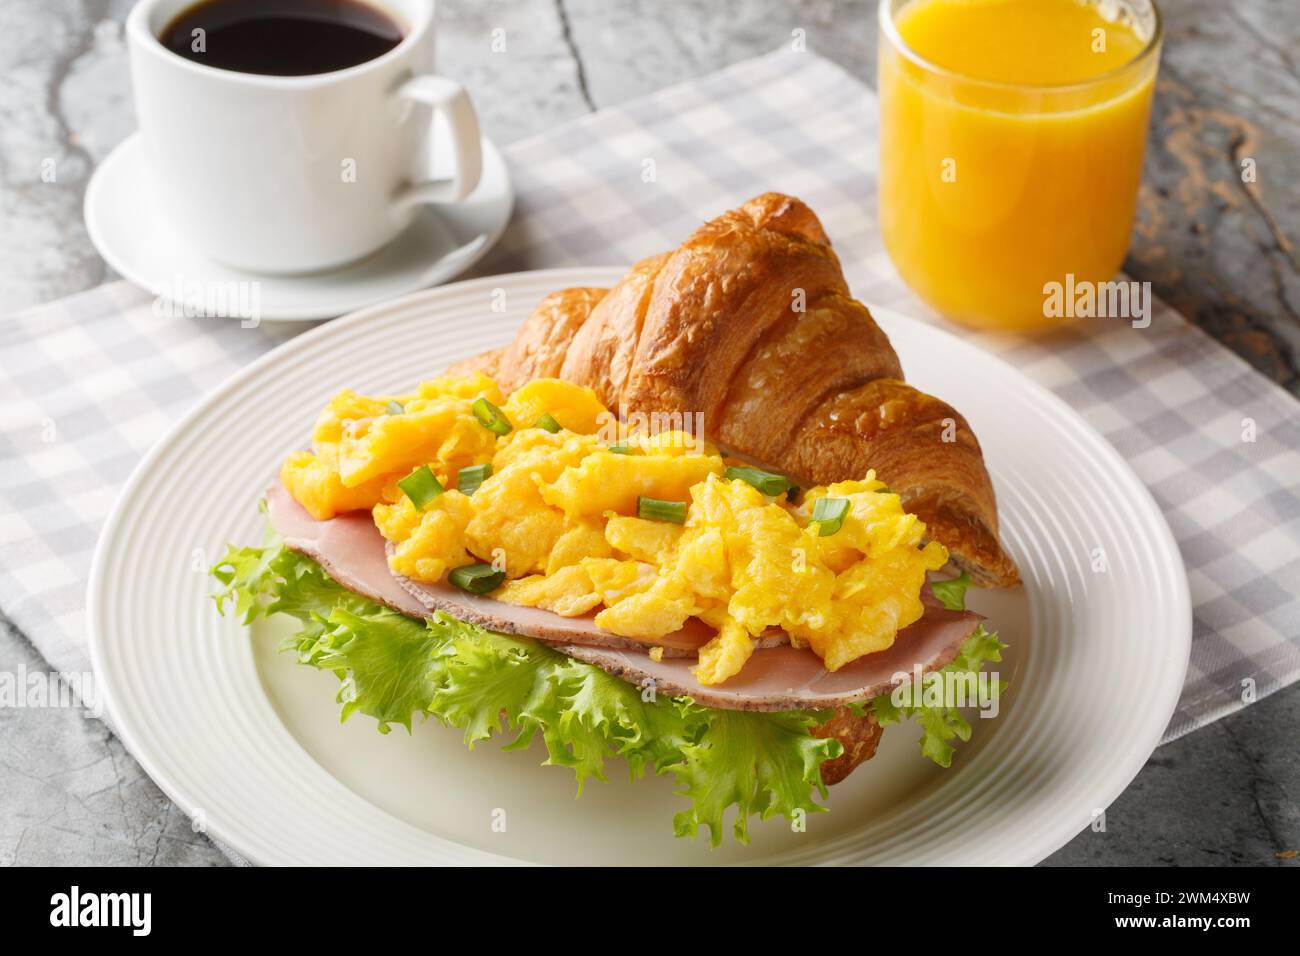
[725,465,794,497]
[637,496,687,524]
[449,562,505,594]
[472,397,512,436]
[385,400,405,415]
[875,484,893,495]
[810,496,850,536]
[457,463,492,496]
[397,465,444,510]
[608,441,637,455]
[535,412,562,434]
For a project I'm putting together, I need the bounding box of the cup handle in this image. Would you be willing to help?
[392,74,483,208]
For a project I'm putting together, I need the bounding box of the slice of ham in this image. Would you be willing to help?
[264,478,983,711]
[559,599,981,711]
[266,479,429,619]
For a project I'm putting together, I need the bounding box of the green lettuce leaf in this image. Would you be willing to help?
[870,625,1007,768]
[210,501,385,663]
[670,708,836,845]
[929,570,974,611]
[317,608,444,732]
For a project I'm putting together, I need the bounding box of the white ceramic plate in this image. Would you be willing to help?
[88,268,1191,866]
[84,132,513,321]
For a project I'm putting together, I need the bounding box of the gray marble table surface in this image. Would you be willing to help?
[1,0,1297,867]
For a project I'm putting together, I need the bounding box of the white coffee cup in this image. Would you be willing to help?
[126,0,481,275]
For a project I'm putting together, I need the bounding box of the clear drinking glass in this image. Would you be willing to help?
[877,0,1162,331]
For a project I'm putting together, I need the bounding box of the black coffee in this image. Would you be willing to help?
[160,0,404,76]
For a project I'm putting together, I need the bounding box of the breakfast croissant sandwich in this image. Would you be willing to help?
[213,193,1019,846]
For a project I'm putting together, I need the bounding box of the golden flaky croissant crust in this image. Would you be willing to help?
[451,193,1019,588]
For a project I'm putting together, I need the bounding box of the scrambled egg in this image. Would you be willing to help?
[282,374,948,685]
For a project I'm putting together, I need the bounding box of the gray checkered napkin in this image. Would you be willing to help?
[2,49,1298,748]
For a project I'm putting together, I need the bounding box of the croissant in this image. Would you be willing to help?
[451,193,1019,588]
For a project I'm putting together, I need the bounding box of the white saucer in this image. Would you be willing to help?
[84,132,513,322]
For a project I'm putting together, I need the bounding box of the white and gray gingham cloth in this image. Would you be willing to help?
[2,49,1298,745]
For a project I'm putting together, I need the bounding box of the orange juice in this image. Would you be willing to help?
[878,0,1161,330]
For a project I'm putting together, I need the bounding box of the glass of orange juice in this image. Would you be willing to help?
[877,0,1162,331]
